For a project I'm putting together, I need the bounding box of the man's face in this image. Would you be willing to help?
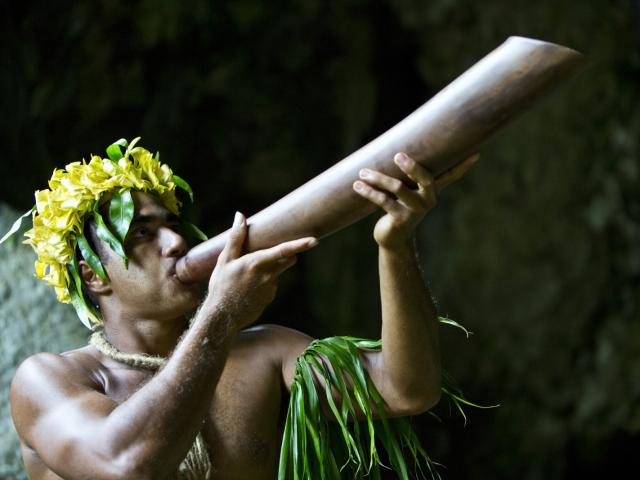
[97,191,204,321]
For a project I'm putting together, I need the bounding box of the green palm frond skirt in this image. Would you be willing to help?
[279,317,496,480]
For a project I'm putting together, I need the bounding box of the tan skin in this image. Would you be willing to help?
[10,152,478,480]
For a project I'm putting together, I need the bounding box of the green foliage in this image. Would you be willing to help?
[173,174,194,203]
[92,203,127,265]
[0,208,34,245]
[180,220,208,242]
[108,189,135,243]
[106,138,129,162]
[77,233,107,280]
[280,319,495,480]
[280,336,441,480]
[67,241,100,330]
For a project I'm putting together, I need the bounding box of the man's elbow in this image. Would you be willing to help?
[408,388,442,415]
[109,456,160,480]
[389,385,441,416]
[105,445,169,480]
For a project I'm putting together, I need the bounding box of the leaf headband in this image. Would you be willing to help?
[0,137,206,329]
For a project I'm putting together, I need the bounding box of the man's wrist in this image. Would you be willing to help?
[378,236,418,261]
[196,296,238,338]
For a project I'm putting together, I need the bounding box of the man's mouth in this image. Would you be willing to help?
[168,262,197,288]
[167,263,178,278]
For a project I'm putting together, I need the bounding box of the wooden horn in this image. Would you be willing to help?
[176,36,584,283]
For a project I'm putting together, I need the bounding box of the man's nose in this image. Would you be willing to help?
[160,227,188,257]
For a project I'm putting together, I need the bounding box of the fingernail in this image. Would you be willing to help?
[234,211,243,226]
[307,238,319,247]
[359,169,370,178]
[394,153,408,165]
[354,181,364,192]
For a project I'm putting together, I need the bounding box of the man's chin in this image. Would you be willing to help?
[147,280,205,320]
[169,287,206,315]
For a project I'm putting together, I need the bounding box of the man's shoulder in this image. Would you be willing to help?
[12,347,103,399]
[239,324,313,351]
[238,324,314,387]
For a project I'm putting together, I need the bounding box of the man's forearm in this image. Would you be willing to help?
[378,240,441,408]
[101,299,234,478]
[350,151,475,413]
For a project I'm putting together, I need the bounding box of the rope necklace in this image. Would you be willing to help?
[90,330,212,480]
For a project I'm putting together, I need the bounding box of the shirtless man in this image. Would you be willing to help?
[10,149,477,479]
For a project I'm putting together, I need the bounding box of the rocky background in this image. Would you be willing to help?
[1,1,638,478]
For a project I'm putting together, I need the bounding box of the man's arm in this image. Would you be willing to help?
[12,307,234,480]
[372,240,441,413]
[11,212,317,480]
[280,152,478,418]
[356,152,479,414]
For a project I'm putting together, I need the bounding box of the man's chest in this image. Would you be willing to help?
[204,356,284,478]
[102,349,284,479]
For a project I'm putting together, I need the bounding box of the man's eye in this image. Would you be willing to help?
[135,227,150,237]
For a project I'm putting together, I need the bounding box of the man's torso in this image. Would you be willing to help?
[20,324,308,480]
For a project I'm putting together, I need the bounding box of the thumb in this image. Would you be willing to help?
[219,211,247,263]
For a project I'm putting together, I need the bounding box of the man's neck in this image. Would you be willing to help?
[101,312,191,358]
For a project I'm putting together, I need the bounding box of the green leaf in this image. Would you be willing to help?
[77,233,108,280]
[68,241,101,329]
[438,315,473,338]
[280,335,494,479]
[307,356,355,454]
[106,138,129,162]
[442,387,500,410]
[299,365,324,477]
[181,220,208,241]
[106,139,127,162]
[93,204,128,265]
[278,407,292,480]
[173,174,194,202]
[109,190,135,242]
[0,206,34,245]
[67,270,92,330]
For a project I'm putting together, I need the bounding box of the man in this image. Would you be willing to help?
[9,139,477,479]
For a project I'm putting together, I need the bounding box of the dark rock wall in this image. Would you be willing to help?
[0,205,88,480]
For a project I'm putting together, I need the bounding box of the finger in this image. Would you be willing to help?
[253,237,319,265]
[271,254,298,275]
[353,181,405,216]
[393,153,436,195]
[435,153,480,193]
[357,168,424,212]
[218,211,247,263]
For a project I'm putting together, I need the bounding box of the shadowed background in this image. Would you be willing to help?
[1,0,639,479]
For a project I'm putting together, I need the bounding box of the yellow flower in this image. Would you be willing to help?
[24,138,184,316]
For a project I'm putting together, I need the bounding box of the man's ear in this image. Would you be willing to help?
[78,260,111,295]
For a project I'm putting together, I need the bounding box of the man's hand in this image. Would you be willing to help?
[353,152,479,250]
[206,211,318,331]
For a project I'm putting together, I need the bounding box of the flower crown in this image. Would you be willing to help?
[0,137,206,329]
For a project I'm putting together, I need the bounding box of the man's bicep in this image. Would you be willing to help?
[273,331,425,420]
[261,324,314,392]
[11,353,121,479]
[268,327,365,419]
